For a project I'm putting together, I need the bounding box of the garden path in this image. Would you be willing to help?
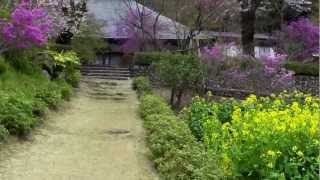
[0,78,158,180]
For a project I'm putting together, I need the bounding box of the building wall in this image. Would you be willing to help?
[225,45,275,58]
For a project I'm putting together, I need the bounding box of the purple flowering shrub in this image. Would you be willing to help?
[281,18,320,60]
[258,53,294,90]
[201,44,294,94]
[0,0,52,51]
[201,44,223,60]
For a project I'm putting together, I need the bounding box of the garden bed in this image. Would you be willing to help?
[133,76,320,179]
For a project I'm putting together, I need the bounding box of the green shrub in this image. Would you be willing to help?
[35,85,62,109]
[65,69,81,88]
[139,94,172,118]
[0,125,9,141]
[59,82,73,101]
[0,67,73,137]
[184,92,320,179]
[134,52,164,66]
[44,50,81,87]
[132,76,152,96]
[0,56,9,75]
[140,94,220,179]
[0,91,36,136]
[284,61,319,76]
[155,53,206,107]
[4,50,42,75]
[32,98,47,117]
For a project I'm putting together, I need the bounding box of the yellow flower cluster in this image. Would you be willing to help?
[201,92,320,178]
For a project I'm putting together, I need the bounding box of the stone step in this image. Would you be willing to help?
[85,76,130,80]
[81,66,131,80]
[81,70,130,74]
[83,73,131,78]
[82,66,129,71]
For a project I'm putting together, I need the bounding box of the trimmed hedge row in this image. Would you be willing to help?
[135,77,220,179]
[132,76,152,96]
[134,52,164,66]
[284,61,319,76]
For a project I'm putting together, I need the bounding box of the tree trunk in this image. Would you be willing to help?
[170,88,175,106]
[175,90,184,109]
[56,30,73,45]
[241,9,256,56]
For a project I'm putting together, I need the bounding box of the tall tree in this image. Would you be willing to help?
[115,0,168,53]
[238,0,262,56]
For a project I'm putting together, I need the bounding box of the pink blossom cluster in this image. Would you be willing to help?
[1,0,53,49]
[260,53,287,75]
[259,53,294,89]
[283,18,319,60]
[114,7,168,53]
[200,43,294,92]
[201,44,222,59]
[36,0,68,35]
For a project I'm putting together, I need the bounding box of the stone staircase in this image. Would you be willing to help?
[81,65,131,80]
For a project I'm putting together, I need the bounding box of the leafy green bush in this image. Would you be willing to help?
[133,52,164,66]
[0,90,36,136]
[132,76,152,96]
[3,49,42,75]
[31,98,47,118]
[45,50,81,87]
[184,92,320,179]
[34,84,62,109]
[140,94,220,179]
[56,80,73,101]
[284,61,319,76]
[155,53,206,107]
[64,68,81,88]
[0,66,73,137]
[45,50,80,68]
[0,56,9,75]
[0,125,9,141]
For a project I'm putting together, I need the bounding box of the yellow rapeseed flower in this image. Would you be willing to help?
[267,162,274,168]
[297,151,304,157]
[267,150,276,157]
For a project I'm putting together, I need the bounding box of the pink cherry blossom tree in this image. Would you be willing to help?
[114,0,168,53]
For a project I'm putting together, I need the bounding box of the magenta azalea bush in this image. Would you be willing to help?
[0,0,52,50]
[202,44,223,60]
[282,18,320,60]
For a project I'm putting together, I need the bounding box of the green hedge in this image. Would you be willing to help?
[132,76,152,96]
[284,61,319,76]
[134,52,168,66]
[0,56,9,75]
[139,93,220,179]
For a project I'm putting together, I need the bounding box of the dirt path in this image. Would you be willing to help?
[0,78,158,180]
